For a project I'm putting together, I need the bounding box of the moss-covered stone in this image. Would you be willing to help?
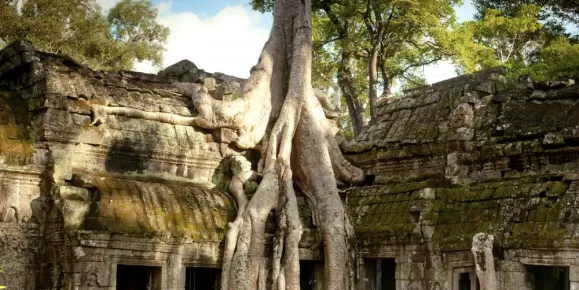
[0,91,35,165]
[82,174,236,241]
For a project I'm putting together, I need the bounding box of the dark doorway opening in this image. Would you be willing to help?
[458,272,480,290]
[527,265,570,290]
[300,261,323,290]
[364,258,396,290]
[459,272,471,290]
[185,267,221,290]
[116,264,161,290]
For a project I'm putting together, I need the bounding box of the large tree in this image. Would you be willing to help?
[0,0,168,70]
[193,0,365,289]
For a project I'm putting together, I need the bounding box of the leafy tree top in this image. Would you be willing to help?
[0,0,169,70]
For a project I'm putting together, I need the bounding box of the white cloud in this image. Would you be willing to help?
[134,4,270,78]
[157,1,173,16]
[424,60,458,84]
[96,0,120,12]
[128,2,463,84]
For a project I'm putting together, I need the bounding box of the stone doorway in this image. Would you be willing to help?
[116,265,162,290]
[185,267,221,290]
[363,258,396,290]
[452,267,480,290]
[300,261,324,290]
[527,265,570,290]
[458,272,480,290]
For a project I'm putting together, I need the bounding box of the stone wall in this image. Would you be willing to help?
[0,41,243,290]
[344,67,579,290]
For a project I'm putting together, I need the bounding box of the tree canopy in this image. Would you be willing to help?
[473,0,579,30]
[452,4,545,74]
[0,0,169,70]
[253,0,477,137]
[454,2,579,80]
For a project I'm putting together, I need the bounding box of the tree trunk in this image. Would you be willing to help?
[193,0,365,289]
[379,57,392,98]
[323,6,367,138]
[337,51,366,137]
[368,47,379,120]
[364,4,384,121]
[472,233,498,290]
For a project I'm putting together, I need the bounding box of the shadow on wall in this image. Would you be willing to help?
[105,138,156,174]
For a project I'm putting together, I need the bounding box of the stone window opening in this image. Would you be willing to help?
[526,265,570,290]
[116,264,162,290]
[185,267,221,290]
[362,258,396,290]
[452,267,479,290]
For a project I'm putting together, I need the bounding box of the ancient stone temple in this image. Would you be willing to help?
[1,40,579,290]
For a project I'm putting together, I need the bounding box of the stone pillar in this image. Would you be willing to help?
[570,265,579,290]
[471,233,498,290]
[167,251,184,290]
[499,261,527,290]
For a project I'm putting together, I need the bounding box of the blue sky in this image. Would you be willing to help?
[149,0,475,29]
[149,0,275,28]
[154,0,263,19]
[96,0,477,82]
[148,0,476,21]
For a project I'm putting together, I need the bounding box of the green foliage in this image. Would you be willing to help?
[440,24,500,74]
[253,0,469,136]
[0,0,168,70]
[453,3,578,81]
[315,0,463,92]
[452,4,545,74]
[250,0,275,13]
[473,0,579,29]
[522,37,579,80]
[106,0,168,69]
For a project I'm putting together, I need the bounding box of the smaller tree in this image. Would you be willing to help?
[0,0,169,71]
[453,4,543,74]
[453,3,578,80]
[523,37,579,80]
[104,0,168,69]
[473,0,579,31]
[473,4,543,65]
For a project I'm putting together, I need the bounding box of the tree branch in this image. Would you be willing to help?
[313,36,343,49]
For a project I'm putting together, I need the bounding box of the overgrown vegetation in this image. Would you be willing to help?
[0,0,169,70]
[456,2,579,80]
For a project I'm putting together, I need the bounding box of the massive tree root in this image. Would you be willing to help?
[472,233,498,290]
[88,0,364,289]
[216,1,364,289]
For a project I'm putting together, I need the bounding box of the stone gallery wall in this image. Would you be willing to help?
[344,67,579,290]
[0,41,241,289]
